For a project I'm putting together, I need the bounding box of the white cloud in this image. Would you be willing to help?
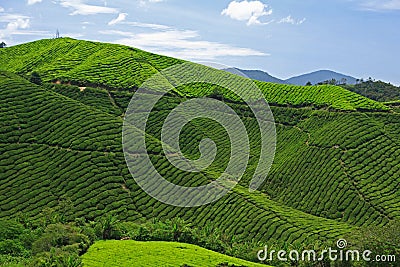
[0,14,31,31]
[27,0,42,5]
[124,21,171,30]
[361,0,400,10]
[61,32,84,38]
[0,14,30,22]
[8,30,51,36]
[278,15,306,25]
[58,0,118,15]
[99,29,268,59]
[139,0,163,6]
[6,18,30,31]
[0,7,4,12]
[108,13,127,25]
[0,13,51,43]
[221,0,272,26]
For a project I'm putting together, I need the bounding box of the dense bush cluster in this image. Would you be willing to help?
[1,213,398,266]
[341,80,400,102]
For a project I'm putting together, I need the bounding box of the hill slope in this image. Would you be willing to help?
[225,68,286,84]
[0,38,399,260]
[341,80,400,102]
[82,240,268,267]
[227,68,358,86]
[0,71,355,245]
[0,38,388,111]
[285,70,357,86]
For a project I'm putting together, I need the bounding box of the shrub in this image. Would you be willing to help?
[0,239,29,257]
[29,71,42,85]
[32,223,90,255]
[30,248,82,267]
[0,220,24,241]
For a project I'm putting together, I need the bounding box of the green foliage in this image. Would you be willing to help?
[0,220,24,240]
[345,220,400,267]
[0,240,29,257]
[0,255,30,266]
[0,70,399,251]
[342,80,400,102]
[0,38,399,266]
[0,215,93,266]
[0,216,398,267]
[81,240,267,267]
[31,224,90,255]
[0,38,389,111]
[99,215,120,240]
[30,248,82,267]
[29,71,42,85]
[43,83,122,116]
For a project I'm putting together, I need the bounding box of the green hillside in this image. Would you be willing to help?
[341,80,400,102]
[0,38,399,266]
[0,71,354,243]
[0,38,388,111]
[82,240,268,267]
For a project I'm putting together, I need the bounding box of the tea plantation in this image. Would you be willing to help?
[82,241,268,267]
[0,38,399,266]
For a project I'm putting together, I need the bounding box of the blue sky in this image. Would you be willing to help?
[1,0,399,84]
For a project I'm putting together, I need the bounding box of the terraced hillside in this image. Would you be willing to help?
[0,71,355,246]
[0,38,388,111]
[0,38,399,261]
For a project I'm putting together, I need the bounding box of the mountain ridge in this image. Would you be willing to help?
[229,68,358,86]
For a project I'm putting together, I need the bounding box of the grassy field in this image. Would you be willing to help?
[82,240,268,267]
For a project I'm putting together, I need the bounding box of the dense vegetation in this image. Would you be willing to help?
[0,38,389,111]
[1,211,398,266]
[341,79,400,102]
[82,241,266,267]
[0,38,399,266]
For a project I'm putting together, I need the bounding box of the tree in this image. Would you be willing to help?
[210,88,224,101]
[305,81,312,86]
[32,223,90,254]
[58,197,74,223]
[99,215,120,240]
[0,42,6,48]
[30,71,42,85]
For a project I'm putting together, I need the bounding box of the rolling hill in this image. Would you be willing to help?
[224,68,286,84]
[231,68,358,86]
[0,38,399,266]
[341,80,400,102]
[82,240,268,267]
[0,38,387,111]
[285,70,357,85]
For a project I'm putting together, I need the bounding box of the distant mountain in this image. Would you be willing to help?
[224,68,286,84]
[285,70,357,86]
[226,68,358,86]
